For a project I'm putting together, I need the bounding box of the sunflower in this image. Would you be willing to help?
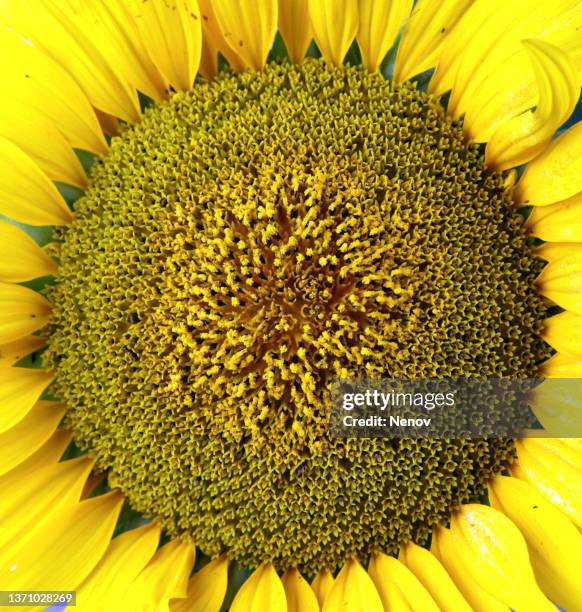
[0,0,581,610]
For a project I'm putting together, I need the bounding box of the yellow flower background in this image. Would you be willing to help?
[0,0,581,611]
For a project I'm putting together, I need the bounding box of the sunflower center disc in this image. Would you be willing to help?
[45,59,549,571]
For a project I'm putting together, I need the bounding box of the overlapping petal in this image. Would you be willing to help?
[356,0,412,73]
[537,248,582,315]
[0,282,52,344]
[278,0,312,64]
[485,40,579,170]
[170,555,229,612]
[322,558,383,612]
[543,311,582,356]
[0,335,45,368]
[0,138,73,226]
[394,0,473,82]
[516,121,582,205]
[212,0,277,71]
[446,504,555,610]
[77,0,168,101]
[0,428,71,481]
[311,568,335,609]
[0,100,87,189]
[0,490,123,591]
[308,0,359,67]
[542,352,582,378]
[529,377,582,436]
[1,0,141,122]
[0,400,65,475]
[0,457,92,558]
[231,562,287,612]
[368,551,440,611]
[198,0,245,77]
[432,0,582,143]
[77,523,161,609]
[432,524,508,612]
[0,29,107,154]
[512,438,582,529]
[0,367,54,433]
[124,0,202,92]
[528,192,582,241]
[281,568,319,612]
[489,475,582,612]
[124,539,195,610]
[536,241,582,263]
[399,541,472,612]
[0,221,57,282]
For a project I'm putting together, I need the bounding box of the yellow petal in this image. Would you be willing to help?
[438,0,582,142]
[322,558,383,612]
[394,0,473,83]
[431,525,512,612]
[311,568,334,609]
[529,378,582,437]
[528,191,582,241]
[0,221,57,282]
[125,0,202,91]
[125,539,195,608]
[197,0,245,78]
[368,551,440,612]
[537,249,582,315]
[485,40,579,170]
[399,541,472,612]
[0,101,87,189]
[449,504,555,611]
[516,121,582,205]
[535,241,582,263]
[0,137,73,226]
[0,367,53,433]
[0,400,65,476]
[561,438,582,457]
[519,437,582,470]
[308,0,359,67]
[231,562,286,612]
[543,311,582,356]
[0,429,71,489]
[428,0,506,98]
[0,456,92,557]
[0,29,107,155]
[212,0,277,71]
[78,0,168,101]
[281,568,319,612]
[0,282,52,345]
[458,54,535,142]
[489,474,582,612]
[170,555,229,612]
[356,0,412,73]
[278,0,312,64]
[2,0,141,122]
[541,352,582,377]
[77,522,161,609]
[0,490,123,591]
[0,336,45,368]
[513,438,582,529]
